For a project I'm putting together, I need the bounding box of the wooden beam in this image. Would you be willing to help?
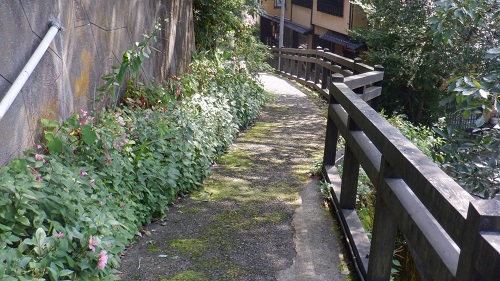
[344,71,384,89]
[329,83,473,245]
[382,178,459,280]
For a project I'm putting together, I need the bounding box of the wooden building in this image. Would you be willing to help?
[260,0,367,58]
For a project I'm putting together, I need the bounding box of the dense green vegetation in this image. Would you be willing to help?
[351,0,499,198]
[0,1,270,279]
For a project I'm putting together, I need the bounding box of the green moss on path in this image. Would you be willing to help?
[117,74,346,281]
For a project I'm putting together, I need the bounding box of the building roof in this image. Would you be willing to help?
[261,13,313,35]
[319,31,366,50]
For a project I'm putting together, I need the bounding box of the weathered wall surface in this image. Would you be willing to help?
[0,0,194,165]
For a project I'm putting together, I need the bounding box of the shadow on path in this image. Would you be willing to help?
[118,73,348,281]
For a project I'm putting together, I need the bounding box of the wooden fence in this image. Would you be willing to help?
[269,47,500,281]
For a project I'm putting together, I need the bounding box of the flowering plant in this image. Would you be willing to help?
[0,37,267,280]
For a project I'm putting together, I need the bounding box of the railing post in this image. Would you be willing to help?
[293,47,302,77]
[321,48,331,90]
[276,46,284,73]
[282,49,287,73]
[314,46,323,86]
[367,157,399,280]
[287,49,294,75]
[353,57,363,75]
[339,118,361,209]
[323,73,344,167]
[352,58,365,96]
[305,50,312,82]
[270,47,276,70]
[370,65,384,110]
[456,200,500,281]
[295,47,302,78]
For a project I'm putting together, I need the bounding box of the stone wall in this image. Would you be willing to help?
[0,0,194,165]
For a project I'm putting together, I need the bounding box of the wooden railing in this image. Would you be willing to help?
[269,47,500,281]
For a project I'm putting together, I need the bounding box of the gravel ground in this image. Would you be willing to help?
[117,73,348,281]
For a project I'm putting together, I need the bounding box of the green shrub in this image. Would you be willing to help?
[0,52,267,280]
[434,126,500,199]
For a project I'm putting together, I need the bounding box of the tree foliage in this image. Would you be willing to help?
[430,0,500,126]
[350,0,449,124]
[192,0,270,74]
[351,0,500,197]
[193,0,261,51]
[430,0,500,198]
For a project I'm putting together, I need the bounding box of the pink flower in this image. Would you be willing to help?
[120,202,126,207]
[113,141,123,148]
[35,154,46,163]
[80,109,88,117]
[89,179,95,187]
[80,169,88,176]
[89,235,98,252]
[118,117,126,126]
[55,232,64,238]
[97,250,108,269]
[100,201,106,206]
[35,176,43,181]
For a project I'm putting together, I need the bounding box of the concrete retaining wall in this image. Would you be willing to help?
[0,0,194,165]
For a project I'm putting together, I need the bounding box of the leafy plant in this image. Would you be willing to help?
[319,181,333,198]
[97,21,163,108]
[434,125,500,198]
[0,17,268,281]
[309,159,323,178]
[429,0,499,198]
[350,0,451,125]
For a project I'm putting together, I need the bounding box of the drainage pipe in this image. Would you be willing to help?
[0,20,61,121]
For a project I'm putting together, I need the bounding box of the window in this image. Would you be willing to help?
[292,0,313,9]
[317,0,344,17]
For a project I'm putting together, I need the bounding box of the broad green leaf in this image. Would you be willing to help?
[18,257,31,268]
[17,216,30,226]
[427,17,439,24]
[475,115,485,127]
[58,269,74,277]
[41,118,59,132]
[454,8,465,23]
[45,133,63,154]
[35,228,46,242]
[81,125,97,146]
[462,89,477,96]
[478,89,489,99]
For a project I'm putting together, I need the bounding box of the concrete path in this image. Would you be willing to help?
[118,73,348,281]
[261,74,346,281]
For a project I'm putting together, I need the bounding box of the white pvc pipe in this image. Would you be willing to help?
[0,21,61,121]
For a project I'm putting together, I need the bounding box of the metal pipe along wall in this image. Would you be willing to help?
[0,21,61,121]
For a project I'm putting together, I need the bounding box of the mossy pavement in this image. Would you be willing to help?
[118,73,349,280]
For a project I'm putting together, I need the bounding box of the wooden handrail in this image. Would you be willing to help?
[269,47,500,281]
